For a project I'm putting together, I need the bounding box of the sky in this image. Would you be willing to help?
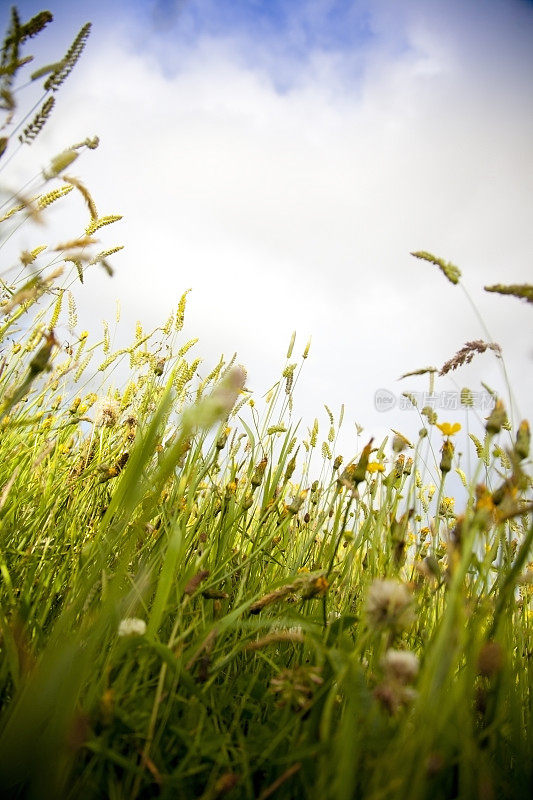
[2,0,533,480]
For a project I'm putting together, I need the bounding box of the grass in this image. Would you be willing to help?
[0,8,532,800]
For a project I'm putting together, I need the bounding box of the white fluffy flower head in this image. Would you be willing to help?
[118,617,146,637]
[381,649,419,684]
[365,578,415,631]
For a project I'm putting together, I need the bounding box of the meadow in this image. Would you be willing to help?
[0,9,531,799]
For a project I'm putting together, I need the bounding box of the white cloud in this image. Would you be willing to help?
[4,0,533,465]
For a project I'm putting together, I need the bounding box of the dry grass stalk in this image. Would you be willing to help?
[439,339,501,375]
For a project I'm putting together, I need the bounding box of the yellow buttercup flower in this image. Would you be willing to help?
[436,421,461,437]
[367,462,386,473]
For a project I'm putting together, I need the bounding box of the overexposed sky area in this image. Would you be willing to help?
[2,0,533,472]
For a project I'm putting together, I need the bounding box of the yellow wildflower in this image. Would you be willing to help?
[436,421,461,437]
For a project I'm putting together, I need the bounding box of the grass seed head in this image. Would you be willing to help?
[440,340,502,376]
[42,150,78,180]
[410,250,461,285]
[484,283,533,304]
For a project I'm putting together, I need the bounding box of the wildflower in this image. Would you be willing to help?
[436,421,461,437]
[439,496,455,516]
[118,618,146,637]
[381,649,419,684]
[225,480,238,497]
[367,462,385,473]
[374,647,420,714]
[389,454,405,482]
[374,682,417,715]
[270,665,323,710]
[94,396,120,427]
[365,579,415,631]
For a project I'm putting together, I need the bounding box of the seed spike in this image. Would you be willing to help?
[410,250,461,285]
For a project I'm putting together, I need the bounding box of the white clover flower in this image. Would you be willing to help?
[381,649,419,684]
[365,578,415,631]
[118,617,146,637]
